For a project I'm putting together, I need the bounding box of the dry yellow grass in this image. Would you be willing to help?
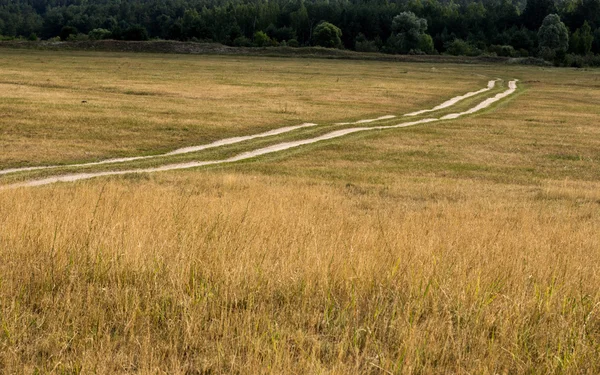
[1,50,600,373]
[0,49,483,168]
[1,176,599,374]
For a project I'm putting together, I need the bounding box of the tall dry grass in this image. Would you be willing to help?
[1,174,599,373]
[2,50,600,374]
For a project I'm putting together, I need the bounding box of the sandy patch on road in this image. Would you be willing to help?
[404,79,498,116]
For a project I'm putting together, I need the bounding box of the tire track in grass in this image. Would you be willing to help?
[0,122,319,176]
[2,80,518,189]
[0,80,498,176]
[404,79,499,116]
[440,80,517,119]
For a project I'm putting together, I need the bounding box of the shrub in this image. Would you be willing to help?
[253,31,271,47]
[265,24,296,43]
[89,28,111,40]
[59,26,78,41]
[354,33,379,52]
[312,22,343,49]
[122,25,149,41]
[27,33,38,41]
[287,39,299,48]
[233,36,252,47]
[489,44,518,57]
[444,39,481,56]
[564,53,600,67]
[418,34,435,54]
[67,33,89,41]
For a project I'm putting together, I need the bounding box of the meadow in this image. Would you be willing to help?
[1,49,600,374]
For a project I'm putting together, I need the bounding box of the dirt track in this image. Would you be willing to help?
[0,80,498,177]
[1,79,518,189]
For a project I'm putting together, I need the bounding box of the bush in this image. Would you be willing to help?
[312,21,343,49]
[89,28,111,40]
[488,44,518,57]
[354,33,379,52]
[265,24,296,43]
[355,40,379,53]
[418,34,435,54]
[233,36,252,47]
[59,26,78,41]
[509,57,550,66]
[27,33,38,41]
[444,39,482,56]
[122,25,149,41]
[564,53,600,67]
[189,37,212,43]
[287,39,299,48]
[253,31,271,47]
[67,33,89,41]
[565,54,586,68]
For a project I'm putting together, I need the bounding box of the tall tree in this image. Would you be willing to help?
[312,21,342,48]
[571,21,593,54]
[386,11,434,54]
[538,14,569,60]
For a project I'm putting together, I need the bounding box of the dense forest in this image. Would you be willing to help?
[1,0,600,64]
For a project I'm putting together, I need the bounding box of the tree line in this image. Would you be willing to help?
[1,0,600,65]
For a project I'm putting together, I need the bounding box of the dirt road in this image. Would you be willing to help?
[2,80,518,189]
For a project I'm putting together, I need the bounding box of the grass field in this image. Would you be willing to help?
[0,49,485,168]
[1,49,600,373]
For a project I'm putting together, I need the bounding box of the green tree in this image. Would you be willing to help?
[571,21,593,55]
[354,33,379,52]
[419,34,435,54]
[387,11,434,54]
[593,28,600,54]
[182,9,209,40]
[59,26,77,41]
[122,25,149,41]
[290,5,310,45]
[88,28,111,40]
[538,14,569,60]
[233,36,252,47]
[444,38,481,56]
[253,31,271,47]
[312,21,342,48]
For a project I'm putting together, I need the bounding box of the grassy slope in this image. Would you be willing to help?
[1,50,600,374]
